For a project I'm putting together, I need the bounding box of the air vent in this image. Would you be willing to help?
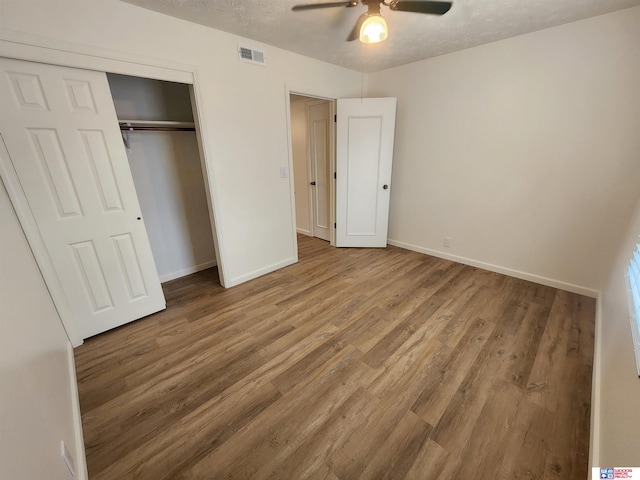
[238,45,266,67]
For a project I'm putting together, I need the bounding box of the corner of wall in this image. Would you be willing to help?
[589,291,603,468]
[67,342,88,480]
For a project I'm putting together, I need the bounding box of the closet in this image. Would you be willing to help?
[107,74,216,283]
[0,58,220,341]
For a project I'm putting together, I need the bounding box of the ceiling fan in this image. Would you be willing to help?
[291,0,453,44]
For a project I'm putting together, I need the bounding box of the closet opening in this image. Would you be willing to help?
[289,93,336,251]
[107,74,219,289]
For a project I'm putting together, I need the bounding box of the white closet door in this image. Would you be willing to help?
[0,58,165,338]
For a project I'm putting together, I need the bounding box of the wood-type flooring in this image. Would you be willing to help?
[75,234,595,480]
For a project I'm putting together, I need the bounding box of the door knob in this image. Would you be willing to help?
[383,184,389,189]
[310,181,316,186]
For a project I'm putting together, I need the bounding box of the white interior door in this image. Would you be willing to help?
[336,97,397,247]
[307,100,331,241]
[0,58,165,339]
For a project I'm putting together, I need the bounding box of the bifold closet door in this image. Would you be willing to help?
[0,58,165,339]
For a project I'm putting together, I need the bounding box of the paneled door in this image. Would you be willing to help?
[336,97,397,247]
[307,100,331,241]
[0,58,165,338]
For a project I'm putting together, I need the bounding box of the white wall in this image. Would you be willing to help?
[290,95,311,235]
[0,0,364,287]
[108,74,216,282]
[369,6,640,296]
[598,196,640,465]
[0,180,86,480]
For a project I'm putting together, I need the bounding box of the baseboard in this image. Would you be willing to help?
[67,342,88,480]
[225,256,298,288]
[589,292,602,468]
[296,228,312,236]
[387,238,599,298]
[159,260,217,283]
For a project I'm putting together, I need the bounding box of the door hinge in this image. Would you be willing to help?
[334,223,337,229]
[334,114,337,122]
[334,172,337,180]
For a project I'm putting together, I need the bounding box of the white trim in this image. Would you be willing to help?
[589,292,602,468]
[296,228,312,236]
[225,257,297,288]
[387,238,599,298]
[66,342,88,480]
[159,260,217,283]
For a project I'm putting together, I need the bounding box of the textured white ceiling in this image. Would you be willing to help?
[120,0,640,72]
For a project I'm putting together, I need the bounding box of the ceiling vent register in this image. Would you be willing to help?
[238,45,266,66]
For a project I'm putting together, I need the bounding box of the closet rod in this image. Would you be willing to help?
[119,125,195,131]
[118,120,196,132]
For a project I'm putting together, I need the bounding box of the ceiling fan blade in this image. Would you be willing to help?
[388,1,452,15]
[292,1,357,11]
[347,13,368,41]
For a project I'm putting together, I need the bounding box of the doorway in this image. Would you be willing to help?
[107,74,217,284]
[289,93,335,245]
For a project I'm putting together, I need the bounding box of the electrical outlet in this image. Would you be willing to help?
[61,440,75,477]
[280,166,288,178]
[444,236,452,248]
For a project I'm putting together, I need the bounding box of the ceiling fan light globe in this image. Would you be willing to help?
[359,15,388,43]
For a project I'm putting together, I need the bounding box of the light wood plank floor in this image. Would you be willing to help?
[75,235,595,480]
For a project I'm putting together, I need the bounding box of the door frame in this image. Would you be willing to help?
[0,35,226,347]
[285,87,336,247]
